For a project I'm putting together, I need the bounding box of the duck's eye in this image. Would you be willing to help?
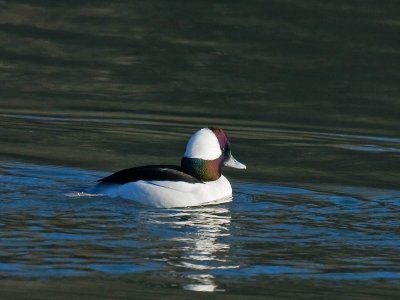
[221,147,225,152]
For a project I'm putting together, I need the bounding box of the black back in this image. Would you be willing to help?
[98,165,203,184]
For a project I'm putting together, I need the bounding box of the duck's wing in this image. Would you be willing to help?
[98,165,203,184]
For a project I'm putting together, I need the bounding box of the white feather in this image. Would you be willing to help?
[94,175,232,208]
[184,128,222,160]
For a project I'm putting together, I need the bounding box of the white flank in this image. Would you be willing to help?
[93,175,233,208]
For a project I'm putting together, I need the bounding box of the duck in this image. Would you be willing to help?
[92,127,246,208]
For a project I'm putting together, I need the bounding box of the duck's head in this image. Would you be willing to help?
[181,127,246,181]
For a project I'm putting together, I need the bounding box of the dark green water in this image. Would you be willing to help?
[1,1,400,299]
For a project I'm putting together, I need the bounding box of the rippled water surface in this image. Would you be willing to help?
[1,162,400,297]
[1,0,400,299]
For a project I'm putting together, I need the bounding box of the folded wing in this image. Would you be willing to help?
[98,165,203,184]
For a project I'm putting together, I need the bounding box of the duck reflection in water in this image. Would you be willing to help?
[145,204,236,292]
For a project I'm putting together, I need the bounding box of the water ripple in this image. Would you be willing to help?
[0,161,400,292]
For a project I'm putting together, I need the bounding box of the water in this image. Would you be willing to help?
[2,162,400,298]
[1,1,400,299]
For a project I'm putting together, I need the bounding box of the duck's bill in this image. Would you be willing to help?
[224,155,246,169]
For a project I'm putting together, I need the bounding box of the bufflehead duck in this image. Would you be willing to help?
[93,127,246,208]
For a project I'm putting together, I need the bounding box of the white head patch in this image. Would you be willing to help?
[184,128,222,160]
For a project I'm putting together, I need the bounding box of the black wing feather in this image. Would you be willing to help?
[98,165,203,184]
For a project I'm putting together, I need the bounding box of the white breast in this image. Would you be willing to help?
[94,175,233,208]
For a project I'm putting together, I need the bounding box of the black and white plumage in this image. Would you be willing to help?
[98,165,203,184]
[92,127,246,208]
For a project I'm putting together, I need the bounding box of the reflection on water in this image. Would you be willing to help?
[153,206,234,292]
[184,274,219,292]
[1,162,237,292]
[1,161,400,296]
